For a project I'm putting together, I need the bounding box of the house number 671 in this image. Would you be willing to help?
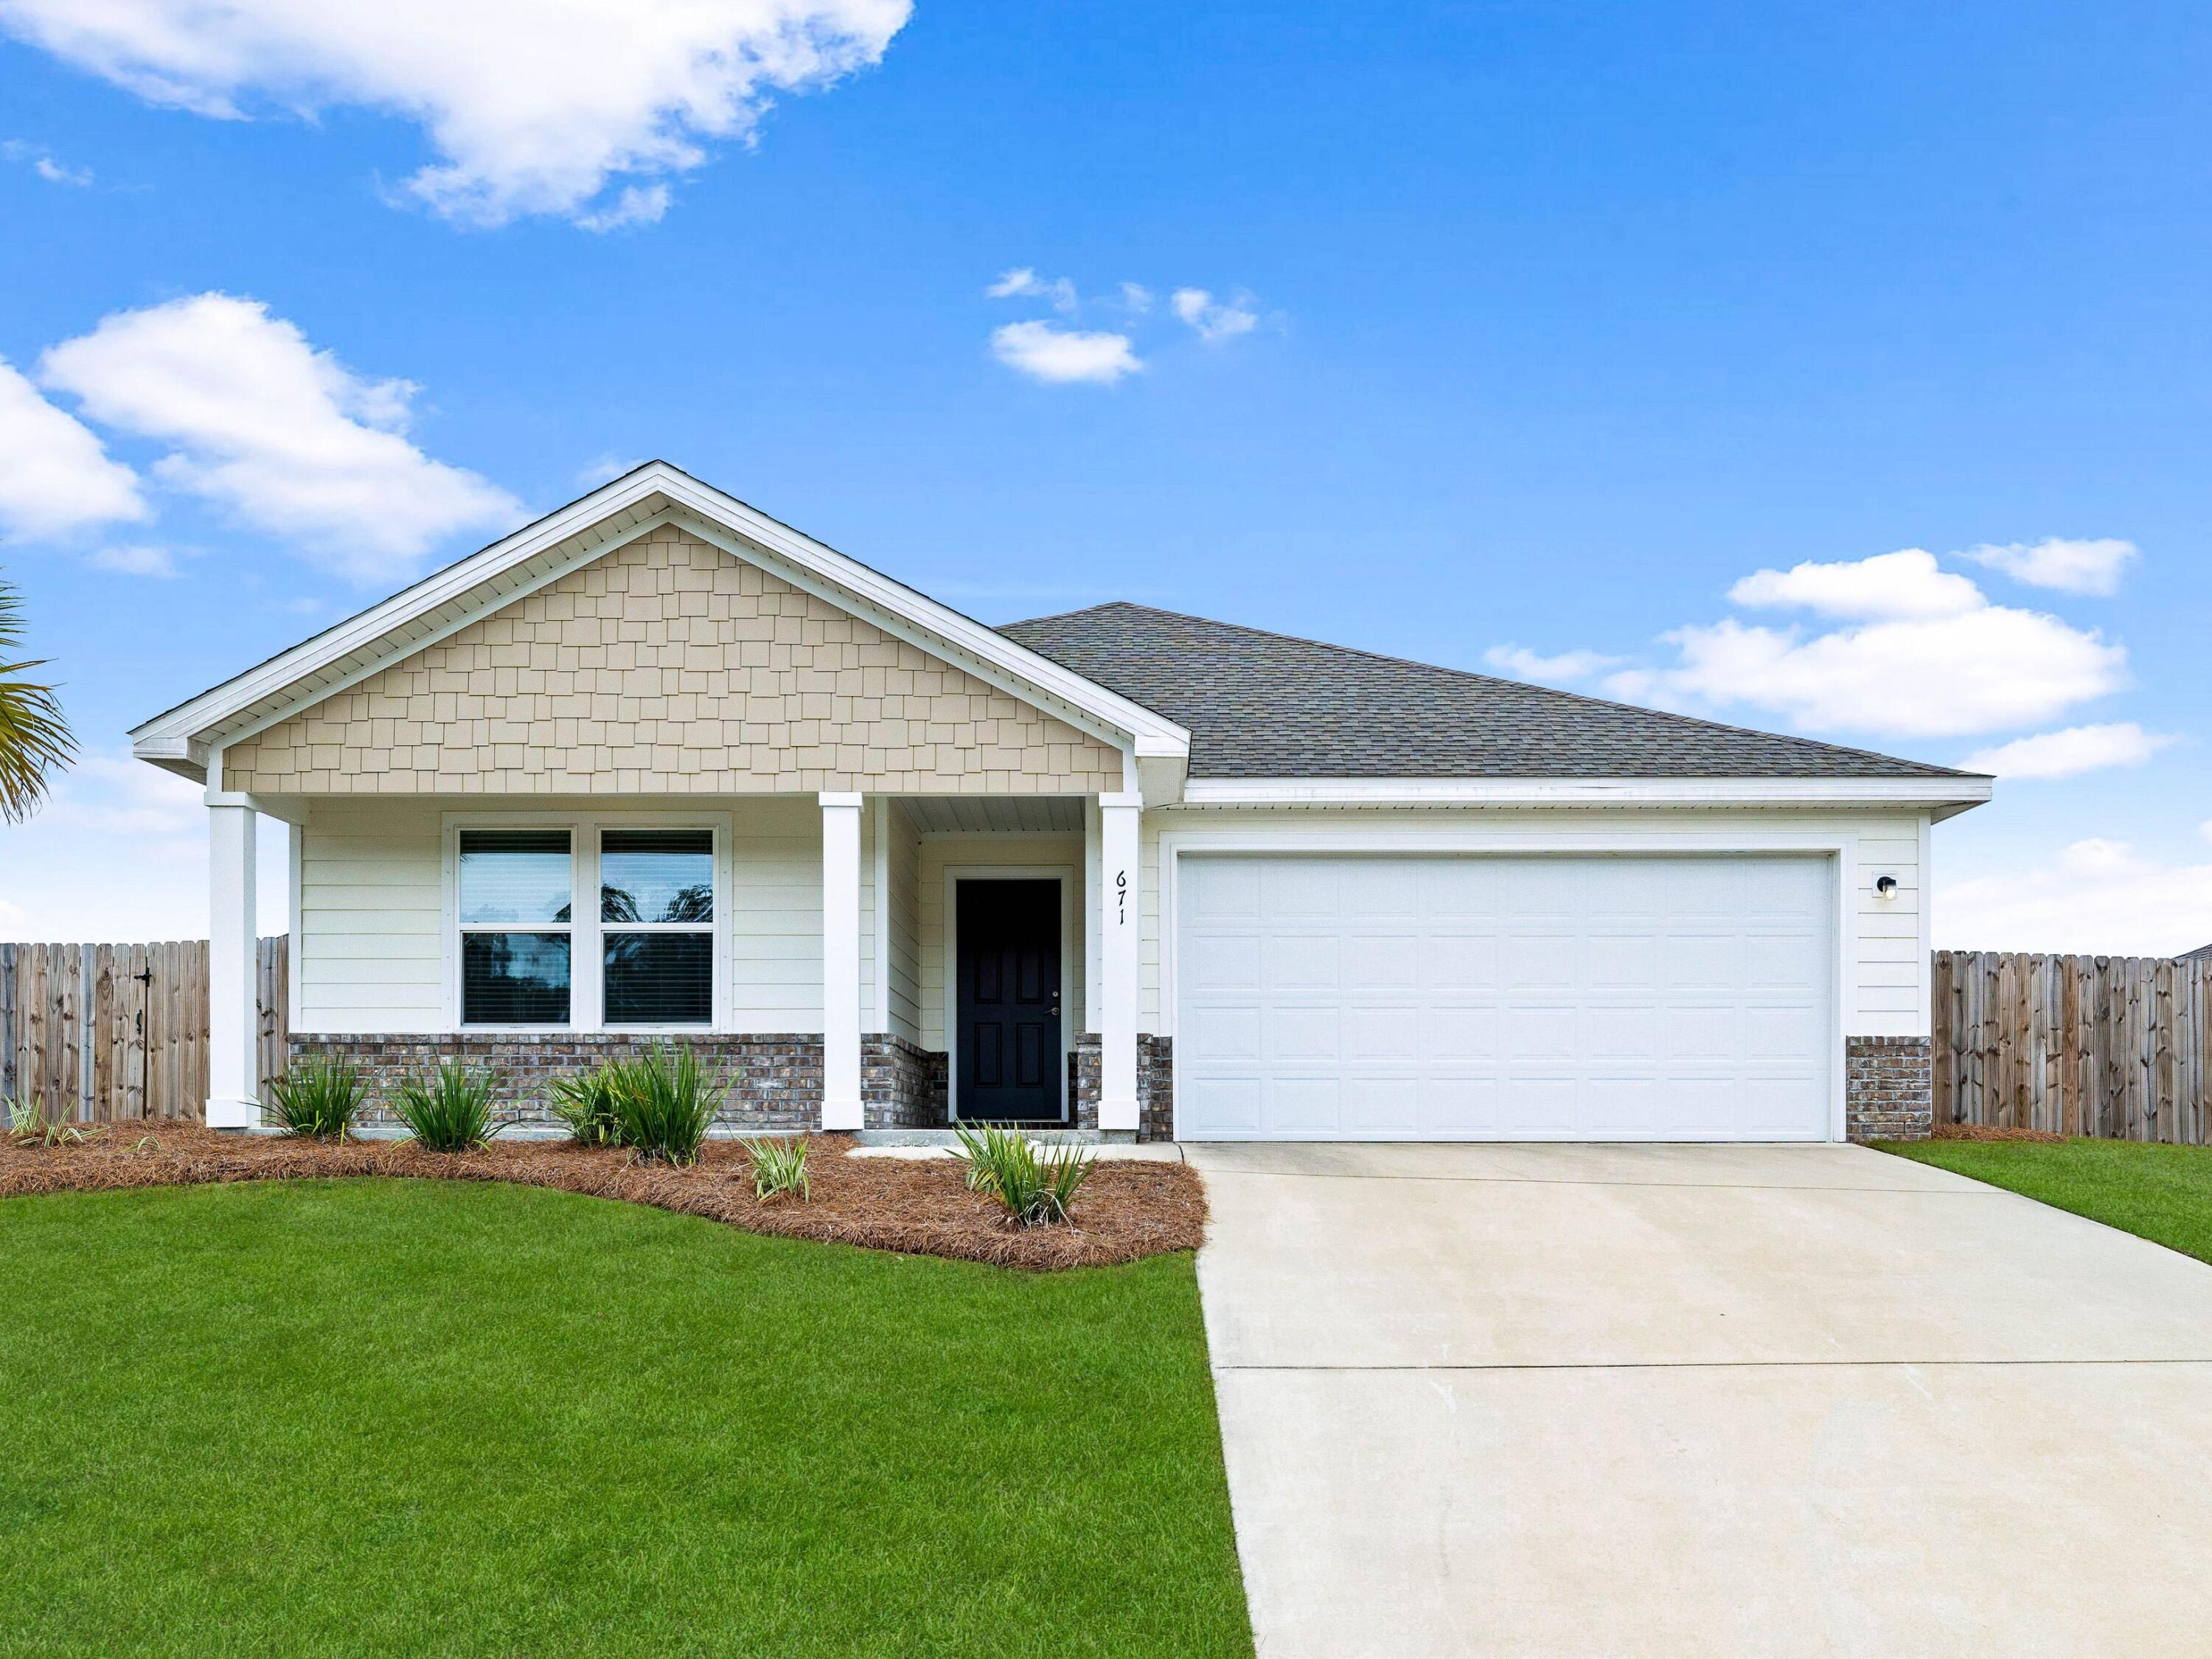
[1116,869,1127,925]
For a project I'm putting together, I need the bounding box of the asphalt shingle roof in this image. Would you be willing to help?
[998,602,1975,782]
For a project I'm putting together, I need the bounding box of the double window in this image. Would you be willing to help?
[458,826,715,1028]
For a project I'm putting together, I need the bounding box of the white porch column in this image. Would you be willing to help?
[206,799,260,1128]
[1098,792,1141,1132]
[819,792,865,1130]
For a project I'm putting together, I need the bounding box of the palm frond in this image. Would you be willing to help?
[0,576,77,824]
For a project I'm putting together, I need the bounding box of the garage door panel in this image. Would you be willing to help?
[1588,1076,1660,1131]
[1190,933,1264,990]
[1746,932,1825,991]
[1184,1073,1262,1132]
[1345,1004,1420,1062]
[1506,1002,1581,1062]
[1419,859,1501,916]
[1586,932,1660,989]
[1509,933,1581,987]
[1268,933,1340,990]
[1585,1001,1660,1062]
[1744,1003,1825,1061]
[1270,1006,1340,1063]
[1662,931,1742,990]
[1422,1004,1500,1063]
[1271,1077,1341,1130]
[1503,1077,1582,1134]
[1264,861,1340,918]
[1177,855,1832,1141]
[1190,859,1262,919]
[1343,1077,1419,1132]
[1345,933,1420,990]
[1422,935,1501,990]
[1340,860,1420,916]
[1420,1077,1500,1133]
[1186,1003,1263,1062]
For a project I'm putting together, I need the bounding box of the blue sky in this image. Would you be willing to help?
[2,0,2209,948]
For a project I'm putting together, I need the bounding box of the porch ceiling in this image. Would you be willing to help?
[902,796,1085,834]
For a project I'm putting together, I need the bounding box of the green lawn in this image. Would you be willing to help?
[1880,1135,2212,1265]
[0,1179,1251,1658]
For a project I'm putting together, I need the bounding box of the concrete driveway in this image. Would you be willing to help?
[1189,1141,2212,1658]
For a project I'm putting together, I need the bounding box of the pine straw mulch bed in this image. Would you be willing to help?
[1931,1121,2068,1144]
[0,1127,1206,1270]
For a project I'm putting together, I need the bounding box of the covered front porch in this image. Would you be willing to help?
[204,788,1159,1137]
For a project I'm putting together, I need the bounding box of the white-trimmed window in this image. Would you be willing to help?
[599,829,714,1026]
[459,829,575,1025]
[453,818,723,1030]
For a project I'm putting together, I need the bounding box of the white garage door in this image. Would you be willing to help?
[1175,855,1834,1141]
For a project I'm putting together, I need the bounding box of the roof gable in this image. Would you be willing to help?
[221,525,1124,797]
[999,602,1983,786]
[131,462,1185,782]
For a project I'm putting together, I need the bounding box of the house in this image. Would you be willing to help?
[131,462,1991,1142]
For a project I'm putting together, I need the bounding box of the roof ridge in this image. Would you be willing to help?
[999,602,1980,781]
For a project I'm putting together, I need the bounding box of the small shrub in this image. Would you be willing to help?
[549,1065,622,1147]
[7,1096,89,1148]
[389,1062,501,1152]
[953,1124,1095,1226]
[742,1135,809,1201]
[605,1046,723,1166]
[262,1056,366,1140]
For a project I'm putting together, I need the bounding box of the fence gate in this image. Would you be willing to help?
[0,937,286,1123]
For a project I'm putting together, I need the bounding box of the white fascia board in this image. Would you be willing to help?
[127,461,1190,768]
[1177,775,1994,812]
[133,734,211,782]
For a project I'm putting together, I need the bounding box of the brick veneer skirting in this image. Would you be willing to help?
[290,1033,964,1133]
[863,1034,947,1130]
[1069,1033,1175,1141]
[1845,1035,1933,1141]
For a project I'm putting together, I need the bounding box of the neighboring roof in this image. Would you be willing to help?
[2183,943,2212,963]
[131,462,1188,782]
[999,602,1981,783]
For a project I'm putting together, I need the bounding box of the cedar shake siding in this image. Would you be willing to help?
[223,526,1123,796]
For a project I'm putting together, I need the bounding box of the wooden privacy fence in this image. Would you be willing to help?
[1934,950,2212,1142]
[0,937,287,1122]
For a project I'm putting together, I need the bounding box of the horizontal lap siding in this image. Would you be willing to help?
[296,796,825,1033]
[1141,806,1928,1036]
[298,804,442,1030]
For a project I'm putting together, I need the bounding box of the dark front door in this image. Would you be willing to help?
[956,879,1064,1122]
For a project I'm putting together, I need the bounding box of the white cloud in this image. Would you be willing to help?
[86,543,181,577]
[0,358,146,540]
[572,183,669,234]
[1,749,290,939]
[1961,722,2174,780]
[990,321,1141,386]
[1119,282,1155,314]
[1171,287,1259,343]
[39,293,520,582]
[1727,548,1983,620]
[1962,537,2137,597]
[0,0,909,227]
[1590,549,2126,740]
[2,139,91,184]
[1938,838,2212,956]
[986,268,1077,313]
[574,453,648,490]
[1483,644,1626,684]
